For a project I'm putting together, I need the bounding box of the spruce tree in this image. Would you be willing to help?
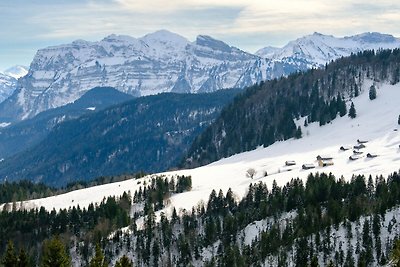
[295,126,302,139]
[17,248,30,267]
[338,96,347,117]
[354,84,359,97]
[89,244,107,267]
[40,237,70,267]
[2,241,17,267]
[369,85,377,100]
[391,239,400,267]
[348,102,356,119]
[115,255,133,267]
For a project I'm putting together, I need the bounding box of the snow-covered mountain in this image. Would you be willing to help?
[0,30,259,121]
[1,31,399,123]
[3,65,29,79]
[257,32,400,68]
[0,72,16,103]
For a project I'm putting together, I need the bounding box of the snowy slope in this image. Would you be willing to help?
[10,79,399,215]
[3,65,28,79]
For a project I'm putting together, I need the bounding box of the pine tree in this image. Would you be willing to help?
[89,244,107,267]
[391,239,400,267]
[17,248,30,267]
[115,255,133,267]
[41,237,71,267]
[295,126,302,139]
[2,241,17,267]
[354,84,359,97]
[369,85,377,100]
[338,95,347,117]
[348,102,356,119]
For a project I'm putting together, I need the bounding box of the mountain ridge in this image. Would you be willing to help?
[1,31,399,123]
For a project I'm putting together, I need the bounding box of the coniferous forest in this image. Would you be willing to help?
[2,172,400,266]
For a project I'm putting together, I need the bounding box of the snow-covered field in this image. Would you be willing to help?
[5,81,400,219]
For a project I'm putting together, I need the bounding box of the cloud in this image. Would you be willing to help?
[0,0,400,69]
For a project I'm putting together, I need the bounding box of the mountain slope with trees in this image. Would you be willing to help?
[182,49,400,168]
[0,90,239,186]
[0,87,134,159]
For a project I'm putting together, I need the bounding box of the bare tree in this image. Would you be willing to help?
[246,168,257,179]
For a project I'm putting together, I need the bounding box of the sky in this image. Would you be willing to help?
[0,0,399,71]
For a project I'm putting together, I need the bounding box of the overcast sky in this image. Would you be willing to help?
[1,0,399,70]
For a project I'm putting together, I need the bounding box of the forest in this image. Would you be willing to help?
[2,172,400,266]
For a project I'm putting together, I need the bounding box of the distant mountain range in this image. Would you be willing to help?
[0,73,16,103]
[0,31,399,123]
[3,65,29,79]
[0,65,28,103]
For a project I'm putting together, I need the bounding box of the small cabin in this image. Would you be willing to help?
[357,139,368,144]
[316,155,333,161]
[285,160,296,166]
[367,153,378,158]
[349,155,361,161]
[353,150,363,155]
[302,164,315,170]
[354,144,366,150]
[340,146,351,151]
[318,159,334,167]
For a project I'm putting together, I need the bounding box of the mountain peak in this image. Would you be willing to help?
[3,65,28,79]
[101,34,138,44]
[140,29,189,49]
[349,32,397,43]
[141,29,188,42]
[195,35,232,52]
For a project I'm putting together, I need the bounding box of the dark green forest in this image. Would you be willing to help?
[2,171,400,266]
[0,89,239,187]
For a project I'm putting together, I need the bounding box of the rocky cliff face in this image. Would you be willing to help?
[0,30,260,122]
[1,31,399,123]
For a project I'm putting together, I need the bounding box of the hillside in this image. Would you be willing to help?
[182,49,400,168]
[1,74,399,267]
[12,77,400,212]
[0,87,134,159]
[0,89,239,186]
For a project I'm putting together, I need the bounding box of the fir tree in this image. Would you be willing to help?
[115,255,133,267]
[354,84,359,97]
[89,244,107,267]
[369,85,377,100]
[2,241,17,267]
[41,237,71,267]
[391,239,400,267]
[17,248,30,267]
[304,117,309,127]
[295,126,302,138]
[348,102,356,119]
[337,95,347,117]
